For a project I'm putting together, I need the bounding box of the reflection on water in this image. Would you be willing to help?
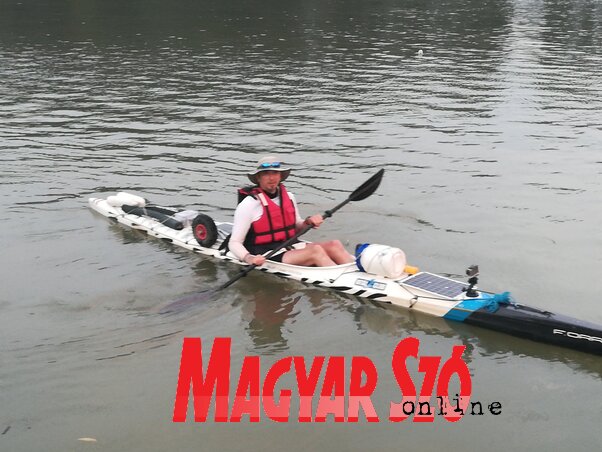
[353,301,602,378]
[238,287,299,354]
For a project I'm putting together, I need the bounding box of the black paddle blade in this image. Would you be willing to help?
[159,289,217,314]
[349,168,385,202]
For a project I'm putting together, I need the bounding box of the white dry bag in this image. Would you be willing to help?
[355,243,407,279]
[107,192,147,207]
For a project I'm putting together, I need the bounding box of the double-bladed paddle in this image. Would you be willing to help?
[160,168,384,312]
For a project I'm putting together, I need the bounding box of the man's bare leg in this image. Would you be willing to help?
[315,240,355,264]
[282,244,337,266]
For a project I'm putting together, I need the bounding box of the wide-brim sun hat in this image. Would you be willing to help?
[247,155,291,184]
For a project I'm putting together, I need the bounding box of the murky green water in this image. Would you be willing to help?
[1,1,601,450]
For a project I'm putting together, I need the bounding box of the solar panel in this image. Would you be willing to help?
[402,272,467,299]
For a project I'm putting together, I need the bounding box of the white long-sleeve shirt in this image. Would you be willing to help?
[229,190,305,261]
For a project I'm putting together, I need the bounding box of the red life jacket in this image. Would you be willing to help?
[238,184,297,246]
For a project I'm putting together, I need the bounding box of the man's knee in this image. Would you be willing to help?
[323,240,344,251]
[308,243,329,256]
[304,244,330,265]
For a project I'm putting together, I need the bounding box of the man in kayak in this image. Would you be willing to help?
[229,155,355,267]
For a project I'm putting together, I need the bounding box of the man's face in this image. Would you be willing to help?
[257,171,282,193]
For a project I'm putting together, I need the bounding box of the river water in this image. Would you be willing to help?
[1,0,601,450]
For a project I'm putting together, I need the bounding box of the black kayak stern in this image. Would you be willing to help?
[464,303,602,356]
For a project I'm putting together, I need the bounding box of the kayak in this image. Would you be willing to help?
[88,193,602,356]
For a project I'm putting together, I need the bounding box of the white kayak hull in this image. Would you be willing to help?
[88,194,602,356]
